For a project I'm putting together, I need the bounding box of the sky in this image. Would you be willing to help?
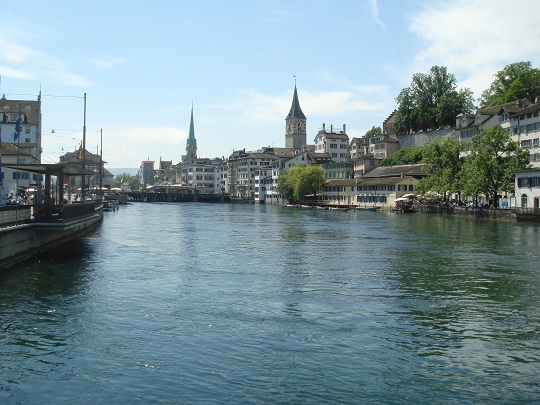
[1,0,540,169]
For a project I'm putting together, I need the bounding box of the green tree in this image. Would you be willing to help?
[112,173,140,191]
[462,126,530,207]
[480,62,540,108]
[416,136,465,201]
[393,66,475,134]
[393,88,414,134]
[364,126,382,137]
[276,165,325,203]
[380,146,425,166]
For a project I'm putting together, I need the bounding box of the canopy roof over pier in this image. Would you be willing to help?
[4,163,95,176]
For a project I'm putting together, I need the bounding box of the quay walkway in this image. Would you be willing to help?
[125,191,230,203]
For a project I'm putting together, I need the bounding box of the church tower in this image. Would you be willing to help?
[285,85,307,150]
[185,104,197,161]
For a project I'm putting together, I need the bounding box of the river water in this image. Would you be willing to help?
[1,203,539,404]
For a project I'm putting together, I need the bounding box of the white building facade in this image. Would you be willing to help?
[314,124,349,163]
[0,94,42,200]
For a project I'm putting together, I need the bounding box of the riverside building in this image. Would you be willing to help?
[0,94,42,200]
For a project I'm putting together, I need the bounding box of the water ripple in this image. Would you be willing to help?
[0,204,539,403]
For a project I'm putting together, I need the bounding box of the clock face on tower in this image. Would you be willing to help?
[287,119,305,134]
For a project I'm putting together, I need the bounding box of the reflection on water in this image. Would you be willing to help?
[0,203,539,403]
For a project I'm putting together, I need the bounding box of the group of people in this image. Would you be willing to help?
[1,191,32,205]
[1,190,97,206]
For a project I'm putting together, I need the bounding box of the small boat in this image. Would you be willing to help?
[104,194,128,205]
[354,206,381,212]
[314,205,328,210]
[102,200,118,212]
[283,203,299,208]
[300,205,314,209]
[393,197,415,213]
[329,206,349,211]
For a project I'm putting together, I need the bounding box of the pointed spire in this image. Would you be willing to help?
[286,85,306,120]
[185,103,197,161]
[187,103,197,148]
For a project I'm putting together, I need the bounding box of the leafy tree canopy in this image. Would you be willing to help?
[416,136,465,200]
[479,62,540,108]
[276,165,325,203]
[380,146,425,166]
[461,126,530,206]
[112,173,140,191]
[393,66,475,134]
[364,126,382,137]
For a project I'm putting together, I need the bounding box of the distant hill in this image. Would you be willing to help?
[108,168,139,177]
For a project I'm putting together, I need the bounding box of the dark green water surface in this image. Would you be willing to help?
[1,203,539,404]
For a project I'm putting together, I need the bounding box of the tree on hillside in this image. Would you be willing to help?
[112,173,140,191]
[380,146,425,166]
[416,136,465,201]
[364,126,382,137]
[276,165,325,203]
[461,126,530,207]
[480,62,540,108]
[393,66,475,134]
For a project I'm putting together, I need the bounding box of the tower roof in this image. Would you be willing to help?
[286,85,306,120]
[187,104,197,148]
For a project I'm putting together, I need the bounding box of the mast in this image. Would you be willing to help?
[99,128,103,194]
[82,93,87,199]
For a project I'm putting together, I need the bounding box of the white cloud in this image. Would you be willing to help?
[0,65,35,80]
[0,32,92,86]
[369,0,388,32]
[222,83,392,128]
[103,126,185,166]
[42,125,185,167]
[85,56,124,69]
[409,0,540,97]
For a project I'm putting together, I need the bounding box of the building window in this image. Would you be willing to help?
[8,113,22,122]
[526,123,538,132]
[13,172,29,180]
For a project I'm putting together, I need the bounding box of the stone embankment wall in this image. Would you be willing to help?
[396,128,456,148]
[415,204,518,221]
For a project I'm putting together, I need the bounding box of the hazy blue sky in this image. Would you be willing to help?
[1,0,539,168]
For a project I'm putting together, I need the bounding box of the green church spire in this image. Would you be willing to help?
[186,103,197,159]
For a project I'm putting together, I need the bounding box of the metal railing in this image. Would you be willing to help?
[1,200,101,227]
[0,206,32,228]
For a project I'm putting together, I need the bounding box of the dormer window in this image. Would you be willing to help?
[8,113,24,122]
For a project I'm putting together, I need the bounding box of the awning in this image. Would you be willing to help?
[4,163,95,176]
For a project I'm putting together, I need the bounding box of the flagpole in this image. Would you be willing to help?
[81,93,87,200]
[99,129,103,195]
[15,109,21,223]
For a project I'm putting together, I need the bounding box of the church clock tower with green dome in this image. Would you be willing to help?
[285,85,307,150]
